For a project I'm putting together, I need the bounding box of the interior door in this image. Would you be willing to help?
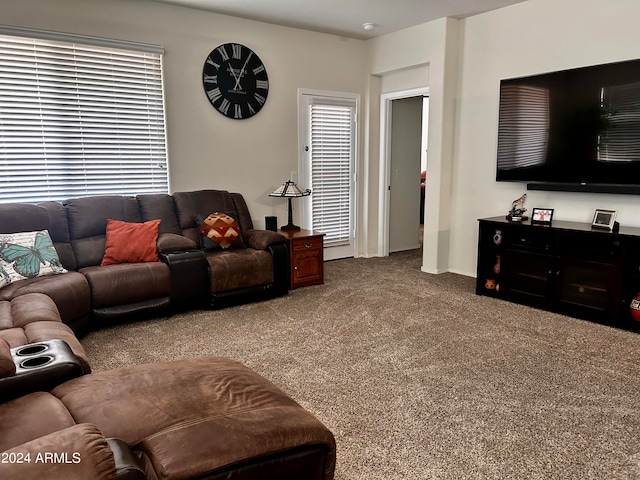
[389,96,423,252]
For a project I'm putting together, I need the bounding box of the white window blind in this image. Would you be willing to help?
[309,101,354,247]
[0,31,168,203]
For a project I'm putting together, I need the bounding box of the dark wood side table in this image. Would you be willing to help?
[278,229,325,289]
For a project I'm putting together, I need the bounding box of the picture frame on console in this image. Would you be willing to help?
[592,209,617,230]
[531,208,554,226]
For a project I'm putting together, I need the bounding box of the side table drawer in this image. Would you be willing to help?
[279,229,325,290]
[292,236,323,252]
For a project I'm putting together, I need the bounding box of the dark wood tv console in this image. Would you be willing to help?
[476,216,640,331]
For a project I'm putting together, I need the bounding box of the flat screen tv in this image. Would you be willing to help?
[496,58,640,194]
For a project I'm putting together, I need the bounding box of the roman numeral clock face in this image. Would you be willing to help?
[202,43,269,119]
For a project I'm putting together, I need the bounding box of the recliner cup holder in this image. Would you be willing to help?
[20,355,55,369]
[0,339,85,403]
[15,344,49,356]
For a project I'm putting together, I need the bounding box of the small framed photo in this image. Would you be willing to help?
[531,208,554,225]
[592,209,617,230]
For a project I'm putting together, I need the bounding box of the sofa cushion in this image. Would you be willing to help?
[0,230,67,284]
[101,219,160,266]
[0,272,91,326]
[0,391,77,453]
[64,196,142,268]
[80,263,171,309]
[137,194,182,235]
[206,249,273,292]
[0,202,76,271]
[173,190,240,246]
[0,292,62,329]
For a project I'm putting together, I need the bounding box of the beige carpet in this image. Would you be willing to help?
[81,250,640,479]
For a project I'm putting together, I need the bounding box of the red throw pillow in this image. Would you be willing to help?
[199,213,243,249]
[101,219,161,266]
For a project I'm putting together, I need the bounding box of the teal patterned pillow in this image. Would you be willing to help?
[0,230,67,287]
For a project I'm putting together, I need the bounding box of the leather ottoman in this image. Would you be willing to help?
[52,357,336,480]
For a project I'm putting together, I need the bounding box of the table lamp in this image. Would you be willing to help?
[269,180,311,231]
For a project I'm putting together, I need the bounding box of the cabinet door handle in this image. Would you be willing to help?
[304,242,312,248]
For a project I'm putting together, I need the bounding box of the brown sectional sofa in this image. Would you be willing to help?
[0,189,289,335]
[0,190,337,479]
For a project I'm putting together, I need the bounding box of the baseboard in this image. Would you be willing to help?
[447,268,475,278]
[420,266,446,274]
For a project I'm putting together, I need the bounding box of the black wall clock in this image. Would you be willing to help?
[202,43,269,120]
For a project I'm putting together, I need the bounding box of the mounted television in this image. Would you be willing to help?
[496,58,640,194]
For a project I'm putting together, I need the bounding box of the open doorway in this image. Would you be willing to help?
[379,87,429,256]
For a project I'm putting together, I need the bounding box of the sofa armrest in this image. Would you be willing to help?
[243,229,286,250]
[0,424,116,480]
[0,340,85,403]
[160,250,209,309]
[156,233,197,254]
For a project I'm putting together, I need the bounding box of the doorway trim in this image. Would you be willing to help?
[378,87,430,257]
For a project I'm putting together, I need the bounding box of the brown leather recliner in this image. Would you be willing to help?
[0,357,336,480]
[146,190,289,305]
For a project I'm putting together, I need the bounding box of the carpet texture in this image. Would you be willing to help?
[81,250,640,479]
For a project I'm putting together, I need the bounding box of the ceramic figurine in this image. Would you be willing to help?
[493,229,502,246]
[507,193,528,221]
[630,293,640,321]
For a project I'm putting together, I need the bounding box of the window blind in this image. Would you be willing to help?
[599,82,640,162]
[497,85,549,170]
[309,102,354,247]
[0,32,168,203]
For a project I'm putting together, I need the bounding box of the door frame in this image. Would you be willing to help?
[298,88,360,260]
[378,87,429,256]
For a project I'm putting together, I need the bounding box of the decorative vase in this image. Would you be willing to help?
[493,255,501,274]
[630,293,640,321]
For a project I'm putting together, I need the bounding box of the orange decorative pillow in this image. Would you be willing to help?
[101,219,161,266]
[199,213,243,250]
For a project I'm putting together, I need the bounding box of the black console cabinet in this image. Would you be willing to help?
[476,216,640,330]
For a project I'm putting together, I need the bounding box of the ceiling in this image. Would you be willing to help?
[146,0,530,39]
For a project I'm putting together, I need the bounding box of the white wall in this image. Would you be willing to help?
[380,65,429,94]
[368,17,461,272]
[0,0,368,230]
[449,0,640,276]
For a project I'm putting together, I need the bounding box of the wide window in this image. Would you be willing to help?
[0,28,168,203]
